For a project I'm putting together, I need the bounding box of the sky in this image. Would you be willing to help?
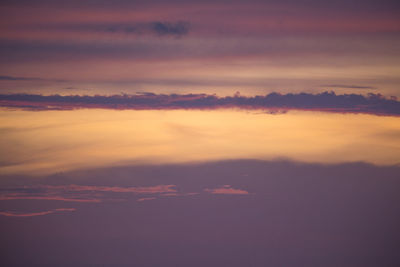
[1,0,400,96]
[1,1,400,266]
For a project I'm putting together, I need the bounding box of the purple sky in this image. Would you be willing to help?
[1,1,400,266]
[1,160,400,266]
[1,0,400,96]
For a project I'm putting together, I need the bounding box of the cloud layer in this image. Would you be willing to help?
[0,184,179,204]
[1,91,399,115]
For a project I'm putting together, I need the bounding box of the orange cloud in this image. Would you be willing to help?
[205,185,250,195]
[42,184,177,194]
[137,197,157,202]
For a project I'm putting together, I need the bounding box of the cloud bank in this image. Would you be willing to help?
[1,91,399,115]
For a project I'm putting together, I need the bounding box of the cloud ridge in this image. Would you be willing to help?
[0,91,399,115]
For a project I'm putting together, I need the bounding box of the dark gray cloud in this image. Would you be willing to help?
[149,21,190,36]
[0,75,42,81]
[0,91,399,115]
[0,75,67,83]
[49,21,191,37]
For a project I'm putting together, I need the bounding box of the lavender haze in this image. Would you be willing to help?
[1,0,400,266]
[1,161,400,266]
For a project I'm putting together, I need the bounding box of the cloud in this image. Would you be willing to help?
[42,184,177,194]
[0,195,101,203]
[0,75,67,82]
[137,197,157,202]
[0,208,75,217]
[205,185,250,195]
[0,75,42,81]
[40,21,190,37]
[0,184,178,204]
[150,21,190,36]
[320,84,378,90]
[1,91,399,116]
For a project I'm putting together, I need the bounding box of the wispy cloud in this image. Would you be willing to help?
[33,21,190,37]
[0,75,67,82]
[0,195,101,203]
[41,184,177,193]
[0,184,178,204]
[137,197,157,202]
[0,75,43,81]
[0,208,75,217]
[320,84,378,90]
[1,91,399,115]
[205,185,250,195]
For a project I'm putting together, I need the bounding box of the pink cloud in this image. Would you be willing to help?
[42,184,177,194]
[161,193,179,197]
[54,208,76,212]
[205,185,250,195]
[185,192,200,196]
[0,196,101,203]
[0,208,76,217]
[0,184,178,205]
[137,197,156,202]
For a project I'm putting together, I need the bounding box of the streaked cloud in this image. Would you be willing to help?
[205,185,250,195]
[38,21,190,37]
[0,184,177,204]
[1,91,398,115]
[0,195,101,203]
[320,84,378,90]
[0,208,75,217]
[0,75,66,82]
[41,184,177,194]
[0,75,43,81]
[137,197,157,202]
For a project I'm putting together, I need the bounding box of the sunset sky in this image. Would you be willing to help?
[1,1,400,266]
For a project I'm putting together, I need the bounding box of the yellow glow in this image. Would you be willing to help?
[0,109,399,175]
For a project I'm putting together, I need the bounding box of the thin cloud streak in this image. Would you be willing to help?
[0,184,178,204]
[38,21,191,37]
[320,84,378,89]
[0,208,76,217]
[0,75,67,82]
[0,75,43,81]
[137,197,157,202]
[0,196,102,203]
[0,91,399,116]
[205,185,250,195]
